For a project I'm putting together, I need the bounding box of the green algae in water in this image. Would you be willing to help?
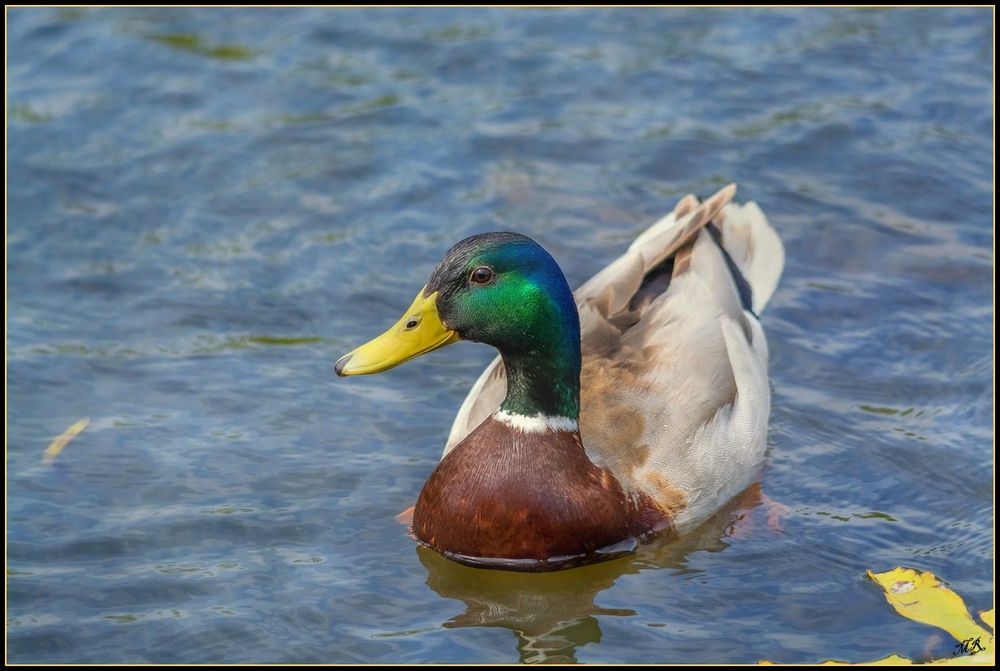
[148,33,257,61]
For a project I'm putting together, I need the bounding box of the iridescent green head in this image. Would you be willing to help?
[336,233,582,419]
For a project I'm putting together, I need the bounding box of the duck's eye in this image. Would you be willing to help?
[470,266,494,285]
[404,316,421,330]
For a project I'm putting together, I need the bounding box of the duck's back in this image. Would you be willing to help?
[444,185,784,531]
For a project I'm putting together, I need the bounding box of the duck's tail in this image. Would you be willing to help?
[578,183,784,323]
[712,199,785,315]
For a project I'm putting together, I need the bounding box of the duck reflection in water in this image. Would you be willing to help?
[417,482,780,663]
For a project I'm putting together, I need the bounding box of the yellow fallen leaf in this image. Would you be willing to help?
[866,567,992,649]
[42,418,89,464]
[761,654,914,665]
[868,654,915,665]
[761,568,993,665]
[819,653,914,665]
[765,652,998,666]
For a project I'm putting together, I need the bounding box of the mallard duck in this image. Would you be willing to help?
[336,184,784,571]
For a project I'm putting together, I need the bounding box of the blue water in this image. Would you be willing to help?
[7,7,993,664]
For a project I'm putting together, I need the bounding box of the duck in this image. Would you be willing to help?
[335,184,784,571]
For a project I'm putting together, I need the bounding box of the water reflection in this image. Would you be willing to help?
[419,484,769,663]
[419,548,632,663]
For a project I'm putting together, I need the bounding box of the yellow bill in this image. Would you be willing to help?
[335,287,459,376]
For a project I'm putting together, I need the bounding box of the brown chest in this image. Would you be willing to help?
[412,418,670,569]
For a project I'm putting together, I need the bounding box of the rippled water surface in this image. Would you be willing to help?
[8,7,993,664]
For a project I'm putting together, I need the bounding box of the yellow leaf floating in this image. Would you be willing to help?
[817,653,913,665]
[869,654,915,665]
[866,567,992,649]
[760,568,993,665]
[42,418,89,464]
